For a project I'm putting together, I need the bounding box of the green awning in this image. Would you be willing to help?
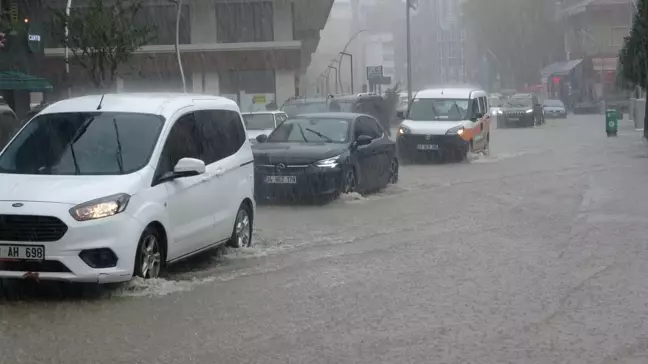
[0,71,53,92]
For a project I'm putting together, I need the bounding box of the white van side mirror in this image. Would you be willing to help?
[173,158,206,177]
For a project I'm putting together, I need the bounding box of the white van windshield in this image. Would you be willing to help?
[0,112,163,175]
[408,98,470,121]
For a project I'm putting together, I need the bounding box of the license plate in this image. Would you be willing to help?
[0,245,45,261]
[417,144,439,150]
[265,175,297,184]
[508,117,519,121]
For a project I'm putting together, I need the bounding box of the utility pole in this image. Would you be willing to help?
[406,0,417,105]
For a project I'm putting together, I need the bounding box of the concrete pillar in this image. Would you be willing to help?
[115,77,124,93]
[273,0,293,41]
[275,69,295,107]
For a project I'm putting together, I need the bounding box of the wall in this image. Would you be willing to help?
[275,69,295,107]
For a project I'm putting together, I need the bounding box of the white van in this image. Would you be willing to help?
[0,93,255,283]
[396,87,491,162]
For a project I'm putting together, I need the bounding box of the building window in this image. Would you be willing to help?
[216,2,273,43]
[132,5,191,45]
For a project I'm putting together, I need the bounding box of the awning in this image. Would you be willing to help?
[0,71,53,92]
[540,59,584,78]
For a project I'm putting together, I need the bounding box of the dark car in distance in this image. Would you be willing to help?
[252,112,399,202]
[498,93,545,128]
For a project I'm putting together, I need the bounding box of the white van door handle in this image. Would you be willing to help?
[213,168,226,177]
[200,174,213,183]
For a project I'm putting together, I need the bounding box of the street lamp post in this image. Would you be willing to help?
[406,0,415,105]
[174,0,186,93]
[340,52,354,94]
[65,0,72,98]
[328,65,339,94]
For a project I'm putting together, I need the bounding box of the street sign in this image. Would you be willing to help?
[366,66,383,83]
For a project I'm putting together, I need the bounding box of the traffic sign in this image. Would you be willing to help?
[366,66,383,83]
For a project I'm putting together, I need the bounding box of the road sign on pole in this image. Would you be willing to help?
[366,66,383,84]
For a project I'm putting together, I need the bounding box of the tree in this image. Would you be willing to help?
[50,0,156,90]
[618,0,648,138]
[462,0,562,89]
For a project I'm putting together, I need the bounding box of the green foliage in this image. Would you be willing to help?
[462,0,561,88]
[619,0,648,89]
[49,0,156,89]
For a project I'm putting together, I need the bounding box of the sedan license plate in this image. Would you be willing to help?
[417,144,439,150]
[508,117,520,121]
[265,175,297,184]
[0,245,45,261]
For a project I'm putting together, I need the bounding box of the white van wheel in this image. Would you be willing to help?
[228,204,252,248]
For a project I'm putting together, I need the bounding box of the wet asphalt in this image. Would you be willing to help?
[2,114,648,363]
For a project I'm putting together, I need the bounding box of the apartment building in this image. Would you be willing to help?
[41,0,332,111]
[560,0,635,98]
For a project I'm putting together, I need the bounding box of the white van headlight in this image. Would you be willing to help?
[398,125,412,135]
[526,109,533,113]
[315,155,340,168]
[446,126,464,135]
[70,193,131,221]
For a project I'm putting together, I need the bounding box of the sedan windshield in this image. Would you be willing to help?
[506,97,533,107]
[267,118,349,143]
[243,113,276,130]
[0,112,163,175]
[543,100,565,107]
[408,98,469,121]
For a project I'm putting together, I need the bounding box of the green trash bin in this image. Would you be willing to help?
[606,109,618,137]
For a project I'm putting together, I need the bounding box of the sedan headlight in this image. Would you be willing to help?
[69,193,131,221]
[398,125,412,135]
[526,109,533,114]
[446,125,464,135]
[315,155,340,168]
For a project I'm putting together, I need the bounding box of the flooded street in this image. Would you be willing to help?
[3,115,648,363]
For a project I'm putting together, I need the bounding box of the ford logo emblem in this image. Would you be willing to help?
[12,203,23,208]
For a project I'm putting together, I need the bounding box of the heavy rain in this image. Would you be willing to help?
[1,0,648,362]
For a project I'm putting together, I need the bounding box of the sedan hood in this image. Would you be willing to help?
[0,172,146,205]
[253,142,347,165]
[501,107,532,112]
[401,120,467,135]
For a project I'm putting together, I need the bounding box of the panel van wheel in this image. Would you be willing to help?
[228,204,252,248]
[134,226,163,279]
[485,133,491,149]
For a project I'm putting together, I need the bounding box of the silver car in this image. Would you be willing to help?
[242,111,289,143]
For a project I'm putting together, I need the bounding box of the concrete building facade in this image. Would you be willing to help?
[41,0,332,112]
